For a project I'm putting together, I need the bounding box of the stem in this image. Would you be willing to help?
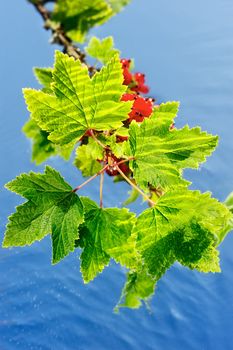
[116,166,155,207]
[99,172,104,208]
[72,165,108,192]
[116,157,135,166]
[89,130,107,149]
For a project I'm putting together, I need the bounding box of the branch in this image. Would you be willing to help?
[29,0,95,73]
[116,166,156,207]
[72,165,108,192]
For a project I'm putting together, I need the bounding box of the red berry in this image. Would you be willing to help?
[131,72,150,94]
[105,153,130,176]
[121,93,153,122]
[121,93,137,102]
[134,72,145,85]
[120,58,131,69]
[123,68,133,85]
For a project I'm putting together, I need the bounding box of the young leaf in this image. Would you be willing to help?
[3,166,84,264]
[123,188,140,206]
[86,36,120,65]
[34,67,53,92]
[74,138,104,177]
[127,117,218,190]
[78,198,136,282]
[52,0,130,43]
[106,0,131,13]
[24,52,132,149]
[151,101,180,128]
[116,268,155,310]
[23,119,72,165]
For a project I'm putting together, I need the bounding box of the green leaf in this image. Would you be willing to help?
[34,67,53,91]
[74,138,104,177]
[151,101,180,128]
[78,198,136,282]
[123,188,140,206]
[23,119,57,165]
[24,51,132,149]
[134,188,230,280]
[116,268,155,310]
[217,192,233,243]
[225,192,233,212]
[3,166,84,264]
[142,220,220,280]
[106,0,131,13]
[127,117,218,190]
[52,0,130,43]
[86,36,120,65]
[23,119,72,165]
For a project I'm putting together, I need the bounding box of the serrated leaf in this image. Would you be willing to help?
[151,101,180,128]
[127,117,218,190]
[23,119,73,164]
[116,268,155,310]
[134,188,230,280]
[52,0,130,43]
[3,166,84,264]
[34,67,53,90]
[24,52,132,149]
[86,36,120,65]
[78,198,136,282]
[142,221,220,280]
[74,138,103,177]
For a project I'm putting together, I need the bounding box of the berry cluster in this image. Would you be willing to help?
[121,59,149,94]
[81,58,157,178]
[121,93,154,123]
[105,59,155,176]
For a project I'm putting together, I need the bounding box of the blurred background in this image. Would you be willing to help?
[0,0,233,349]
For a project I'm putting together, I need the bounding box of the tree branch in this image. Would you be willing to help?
[29,0,95,73]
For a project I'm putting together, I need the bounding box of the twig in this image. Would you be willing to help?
[116,166,156,207]
[72,165,108,192]
[89,130,108,149]
[29,0,93,69]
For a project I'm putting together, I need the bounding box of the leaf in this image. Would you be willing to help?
[23,119,57,165]
[86,36,120,65]
[74,138,104,177]
[123,188,140,206]
[142,221,220,280]
[24,65,73,164]
[24,52,132,149]
[225,192,233,212]
[78,198,136,282]
[106,0,131,13]
[127,117,218,190]
[34,67,53,92]
[23,119,72,165]
[217,192,233,243]
[151,101,180,128]
[134,188,230,280]
[52,0,130,43]
[116,268,155,310]
[3,166,84,264]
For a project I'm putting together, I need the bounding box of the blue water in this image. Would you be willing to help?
[1,0,233,349]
